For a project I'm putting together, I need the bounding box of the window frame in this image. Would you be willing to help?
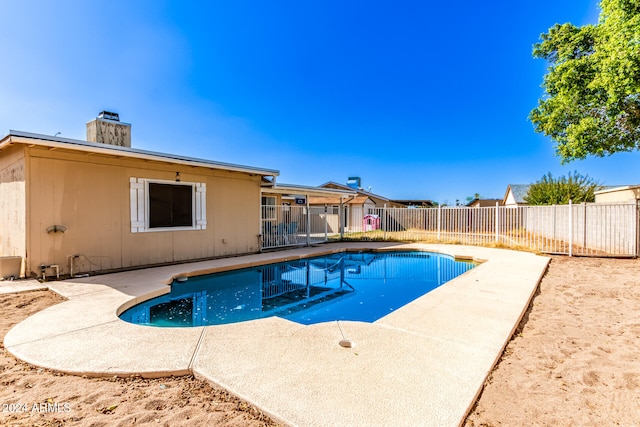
[146,180,196,231]
[130,177,206,233]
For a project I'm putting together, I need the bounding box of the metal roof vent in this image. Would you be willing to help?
[98,111,120,121]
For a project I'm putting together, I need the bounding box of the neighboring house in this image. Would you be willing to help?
[0,112,279,278]
[391,199,436,208]
[318,180,406,208]
[466,198,503,208]
[312,178,436,231]
[307,195,375,233]
[260,182,355,208]
[260,183,355,242]
[502,184,531,207]
[595,185,640,203]
[312,179,406,232]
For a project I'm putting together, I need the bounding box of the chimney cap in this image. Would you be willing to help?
[98,111,120,121]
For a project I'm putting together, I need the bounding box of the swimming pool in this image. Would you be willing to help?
[120,251,475,327]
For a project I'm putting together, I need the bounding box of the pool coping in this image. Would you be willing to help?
[4,243,550,427]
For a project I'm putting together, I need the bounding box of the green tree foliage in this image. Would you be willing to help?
[530,0,640,162]
[465,193,481,204]
[524,171,603,205]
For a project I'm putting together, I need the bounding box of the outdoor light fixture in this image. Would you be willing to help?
[46,225,67,234]
[175,172,181,182]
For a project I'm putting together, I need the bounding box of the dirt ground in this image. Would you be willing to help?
[0,291,280,427]
[1,256,639,426]
[465,256,640,427]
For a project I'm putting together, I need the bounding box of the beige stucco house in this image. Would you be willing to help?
[0,113,280,279]
[318,180,406,208]
[502,184,530,207]
[594,185,640,203]
[466,198,503,208]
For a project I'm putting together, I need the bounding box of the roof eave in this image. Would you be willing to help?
[262,183,356,198]
[3,130,279,177]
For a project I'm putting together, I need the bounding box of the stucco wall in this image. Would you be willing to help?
[504,190,518,207]
[25,147,262,277]
[0,145,26,275]
[595,188,640,203]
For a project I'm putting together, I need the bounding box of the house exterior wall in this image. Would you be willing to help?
[504,190,518,207]
[595,188,640,203]
[345,200,376,232]
[24,146,261,277]
[468,199,502,208]
[0,145,27,275]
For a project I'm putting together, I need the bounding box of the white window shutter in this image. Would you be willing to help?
[129,178,145,232]
[195,183,207,229]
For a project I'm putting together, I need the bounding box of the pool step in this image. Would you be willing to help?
[261,286,354,318]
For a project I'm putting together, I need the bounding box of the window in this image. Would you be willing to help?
[130,178,206,232]
[148,183,193,228]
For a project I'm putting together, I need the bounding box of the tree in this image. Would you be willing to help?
[524,171,603,205]
[529,0,640,163]
[465,193,481,204]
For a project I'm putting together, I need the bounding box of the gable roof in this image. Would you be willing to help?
[319,181,391,202]
[261,183,355,198]
[503,184,531,205]
[1,130,279,177]
[594,184,640,195]
[308,195,373,205]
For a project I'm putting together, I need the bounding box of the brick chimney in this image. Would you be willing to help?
[86,111,131,147]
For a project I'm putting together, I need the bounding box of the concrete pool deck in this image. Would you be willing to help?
[4,243,550,427]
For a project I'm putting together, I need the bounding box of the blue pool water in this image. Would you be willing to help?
[120,251,474,327]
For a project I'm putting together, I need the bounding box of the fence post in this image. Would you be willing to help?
[324,204,328,242]
[553,204,556,242]
[306,198,311,247]
[339,199,344,240]
[636,200,640,257]
[383,204,387,241]
[569,199,573,257]
[437,204,441,241]
[582,202,587,252]
[495,202,499,243]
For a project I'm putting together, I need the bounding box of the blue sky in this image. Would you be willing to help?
[2,0,636,204]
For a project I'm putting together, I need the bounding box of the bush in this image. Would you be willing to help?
[524,171,603,205]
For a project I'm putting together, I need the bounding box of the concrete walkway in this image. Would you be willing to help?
[0,279,47,294]
[4,243,549,427]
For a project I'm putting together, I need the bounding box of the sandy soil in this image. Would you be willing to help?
[0,291,279,427]
[2,256,639,426]
[465,256,640,427]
